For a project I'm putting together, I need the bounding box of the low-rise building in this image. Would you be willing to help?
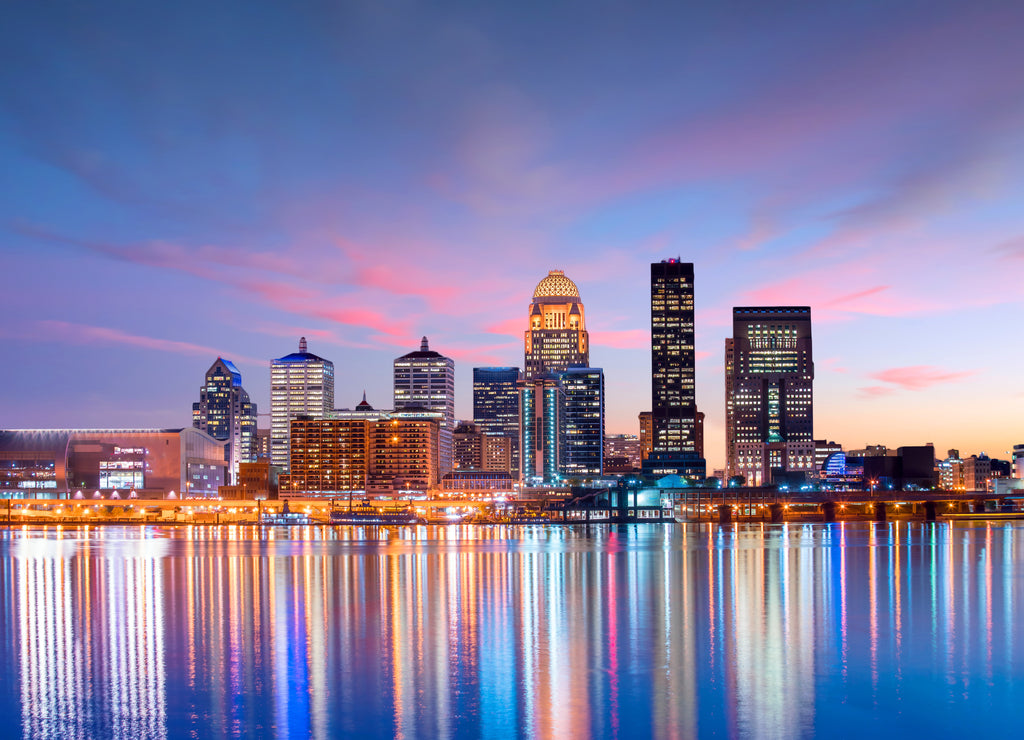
[0,428,226,499]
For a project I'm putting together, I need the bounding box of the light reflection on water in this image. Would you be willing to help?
[1,522,1023,738]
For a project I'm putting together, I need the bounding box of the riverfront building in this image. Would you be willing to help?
[472,367,521,477]
[279,407,442,498]
[192,357,257,484]
[270,338,335,473]
[725,307,814,485]
[394,337,455,475]
[0,428,226,499]
[645,259,705,478]
[524,270,589,379]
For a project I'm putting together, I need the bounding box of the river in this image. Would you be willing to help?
[0,522,1021,738]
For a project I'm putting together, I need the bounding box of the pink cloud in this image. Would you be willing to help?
[591,329,650,350]
[858,386,896,398]
[859,365,976,397]
[29,320,265,364]
[485,316,524,338]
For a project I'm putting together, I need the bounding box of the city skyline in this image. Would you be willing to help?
[3,2,1024,470]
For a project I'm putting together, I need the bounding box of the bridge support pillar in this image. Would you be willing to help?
[873,502,886,522]
[769,503,784,523]
[972,500,987,514]
[924,501,937,522]
[717,505,733,525]
[822,501,836,523]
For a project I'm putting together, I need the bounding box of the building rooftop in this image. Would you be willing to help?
[273,337,332,364]
[533,270,580,299]
[397,336,450,361]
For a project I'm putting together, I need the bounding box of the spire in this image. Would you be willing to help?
[299,336,307,353]
[362,390,367,404]
[420,336,429,351]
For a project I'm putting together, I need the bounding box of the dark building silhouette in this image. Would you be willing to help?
[645,259,705,478]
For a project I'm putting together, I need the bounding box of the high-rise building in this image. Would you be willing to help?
[524,270,589,379]
[646,259,705,478]
[519,375,564,484]
[473,367,521,477]
[270,337,335,473]
[280,416,371,496]
[367,409,442,494]
[394,337,455,474]
[725,307,814,484]
[560,367,605,478]
[192,358,257,484]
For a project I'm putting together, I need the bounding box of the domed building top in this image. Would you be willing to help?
[533,270,580,299]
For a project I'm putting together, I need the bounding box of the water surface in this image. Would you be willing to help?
[1,522,1021,738]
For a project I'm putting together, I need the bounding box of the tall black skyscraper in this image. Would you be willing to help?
[645,259,705,478]
[726,307,814,480]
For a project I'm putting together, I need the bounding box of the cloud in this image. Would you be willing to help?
[859,365,975,397]
[591,328,649,350]
[23,320,265,364]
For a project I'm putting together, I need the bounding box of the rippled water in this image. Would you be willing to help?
[1,522,1022,738]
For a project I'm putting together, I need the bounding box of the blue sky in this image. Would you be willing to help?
[2,1,1023,468]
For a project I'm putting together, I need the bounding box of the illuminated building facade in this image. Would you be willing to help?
[255,428,270,460]
[646,259,705,478]
[519,376,564,484]
[964,454,991,492]
[394,337,455,475]
[726,307,814,483]
[638,411,653,461]
[279,405,442,498]
[0,428,225,499]
[454,422,512,473]
[192,357,257,484]
[270,337,335,473]
[605,434,641,471]
[560,367,605,478]
[280,417,371,496]
[218,461,280,500]
[938,449,965,490]
[524,270,589,379]
[472,367,521,477]
[367,409,442,494]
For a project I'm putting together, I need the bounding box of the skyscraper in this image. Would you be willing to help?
[646,259,705,478]
[725,307,814,484]
[394,337,455,474]
[192,358,257,484]
[560,367,605,478]
[270,337,335,473]
[524,270,589,379]
[473,367,521,477]
[519,375,564,484]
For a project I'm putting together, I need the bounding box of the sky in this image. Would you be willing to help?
[2,0,1023,471]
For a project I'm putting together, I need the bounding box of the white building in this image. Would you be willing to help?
[270,337,335,473]
[394,337,455,474]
